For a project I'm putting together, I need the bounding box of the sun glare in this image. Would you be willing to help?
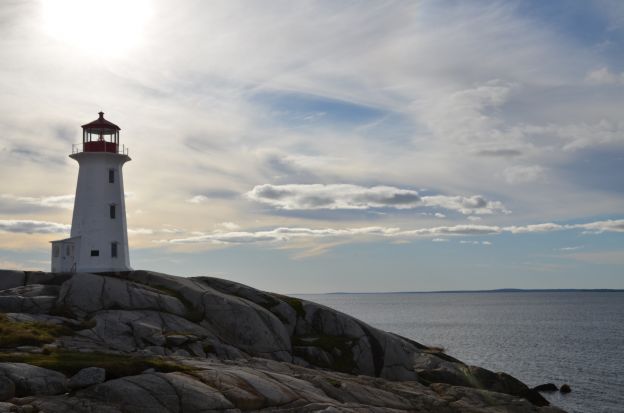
[41,0,152,57]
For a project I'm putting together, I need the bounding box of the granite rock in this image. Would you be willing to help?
[0,269,566,412]
[68,367,106,389]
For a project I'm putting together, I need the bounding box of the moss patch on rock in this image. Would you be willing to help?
[325,377,342,388]
[0,313,74,348]
[0,350,195,379]
[283,297,305,319]
[271,294,305,318]
[293,335,356,373]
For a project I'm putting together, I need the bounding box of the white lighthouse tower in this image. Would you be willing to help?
[51,112,132,273]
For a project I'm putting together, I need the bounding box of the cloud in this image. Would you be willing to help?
[503,165,543,184]
[576,219,624,233]
[246,184,508,215]
[521,121,624,151]
[420,195,509,215]
[160,218,624,246]
[187,195,209,204]
[0,194,74,209]
[459,240,490,245]
[247,184,421,210]
[476,148,524,157]
[504,219,624,234]
[585,67,624,85]
[160,226,185,234]
[128,228,154,235]
[0,220,70,234]
[129,226,187,236]
[219,222,240,230]
[503,223,565,234]
[166,226,399,244]
[558,246,583,251]
[162,223,503,245]
[400,225,503,237]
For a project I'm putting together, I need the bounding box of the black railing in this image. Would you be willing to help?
[72,142,129,155]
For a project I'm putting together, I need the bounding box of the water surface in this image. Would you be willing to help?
[295,291,624,413]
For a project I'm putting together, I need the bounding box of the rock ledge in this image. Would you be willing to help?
[0,269,565,412]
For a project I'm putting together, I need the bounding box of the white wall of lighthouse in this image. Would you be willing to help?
[69,152,131,272]
[51,112,132,273]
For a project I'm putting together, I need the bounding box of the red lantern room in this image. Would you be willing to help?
[78,112,125,154]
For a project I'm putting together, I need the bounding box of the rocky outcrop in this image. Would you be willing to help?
[533,383,558,392]
[0,269,564,412]
[0,363,67,396]
[69,367,106,389]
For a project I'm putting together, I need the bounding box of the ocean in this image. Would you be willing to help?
[295,291,624,413]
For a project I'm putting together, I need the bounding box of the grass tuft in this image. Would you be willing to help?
[325,377,342,388]
[0,313,74,348]
[0,350,195,379]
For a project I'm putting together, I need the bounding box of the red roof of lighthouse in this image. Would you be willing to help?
[81,112,121,132]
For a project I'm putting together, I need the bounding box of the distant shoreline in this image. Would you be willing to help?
[297,288,624,295]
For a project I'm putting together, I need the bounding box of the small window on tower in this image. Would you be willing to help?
[109,169,115,183]
[110,204,116,219]
[53,246,60,258]
[90,250,99,257]
[111,242,118,258]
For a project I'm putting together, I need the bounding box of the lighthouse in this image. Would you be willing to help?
[51,112,132,273]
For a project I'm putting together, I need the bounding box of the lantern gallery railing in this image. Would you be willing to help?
[72,142,129,155]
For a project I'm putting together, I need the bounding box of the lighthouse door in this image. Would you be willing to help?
[60,242,76,273]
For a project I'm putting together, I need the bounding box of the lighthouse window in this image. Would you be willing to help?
[109,169,115,183]
[90,250,99,257]
[111,242,118,258]
[53,245,60,258]
[110,204,116,219]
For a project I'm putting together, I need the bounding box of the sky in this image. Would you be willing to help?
[0,0,623,293]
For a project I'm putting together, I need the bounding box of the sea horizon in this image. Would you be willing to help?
[297,288,624,295]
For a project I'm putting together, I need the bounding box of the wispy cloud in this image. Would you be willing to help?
[504,220,624,234]
[165,226,399,245]
[504,223,566,234]
[557,246,583,251]
[246,184,509,215]
[585,67,624,85]
[0,220,70,234]
[503,165,544,184]
[460,240,492,245]
[0,194,74,209]
[160,219,624,245]
[187,195,210,204]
